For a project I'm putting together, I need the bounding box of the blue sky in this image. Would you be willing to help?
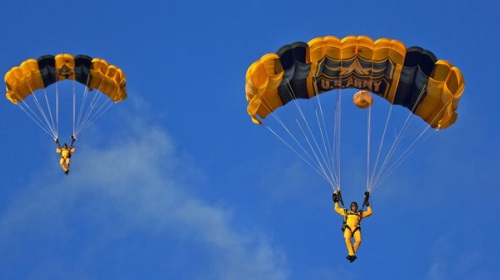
[0,1,498,279]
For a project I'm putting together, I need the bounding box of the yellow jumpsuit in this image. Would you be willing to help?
[56,145,75,173]
[334,202,372,257]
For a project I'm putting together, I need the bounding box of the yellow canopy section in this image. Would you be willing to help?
[89,58,127,102]
[415,60,465,129]
[5,59,44,104]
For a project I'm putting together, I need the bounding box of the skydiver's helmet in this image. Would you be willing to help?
[350,202,358,211]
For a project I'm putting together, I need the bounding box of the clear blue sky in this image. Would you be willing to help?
[0,1,498,279]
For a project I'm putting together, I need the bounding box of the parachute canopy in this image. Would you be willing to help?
[245,35,466,192]
[4,54,127,139]
[245,35,464,129]
[5,54,127,105]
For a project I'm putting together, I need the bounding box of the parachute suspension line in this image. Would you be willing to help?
[366,105,372,192]
[333,88,342,192]
[366,52,376,192]
[335,52,347,193]
[367,103,394,193]
[264,125,335,188]
[369,85,435,191]
[38,82,58,139]
[73,75,114,137]
[259,80,337,189]
[17,99,56,138]
[15,83,58,139]
[369,97,417,192]
[75,89,114,137]
[371,87,456,190]
[55,80,59,139]
[266,111,320,172]
[74,74,92,137]
[372,123,435,191]
[311,82,338,188]
[282,80,338,189]
[325,89,342,190]
[72,79,76,137]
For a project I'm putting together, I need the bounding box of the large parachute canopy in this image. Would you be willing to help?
[5,54,127,139]
[245,35,464,192]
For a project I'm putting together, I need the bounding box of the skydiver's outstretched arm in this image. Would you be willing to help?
[55,137,61,148]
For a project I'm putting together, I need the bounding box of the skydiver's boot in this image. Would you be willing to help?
[346,255,357,263]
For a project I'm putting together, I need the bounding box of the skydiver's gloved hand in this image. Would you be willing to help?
[71,135,76,141]
[332,191,340,203]
[363,191,370,207]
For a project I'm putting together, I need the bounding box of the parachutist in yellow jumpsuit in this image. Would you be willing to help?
[333,191,372,263]
[55,136,76,175]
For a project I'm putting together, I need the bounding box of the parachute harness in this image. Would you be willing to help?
[342,209,363,236]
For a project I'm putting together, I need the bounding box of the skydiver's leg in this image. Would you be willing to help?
[343,229,355,256]
[59,158,67,172]
[353,229,362,253]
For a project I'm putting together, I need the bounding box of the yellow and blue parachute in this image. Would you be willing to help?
[245,35,465,192]
[5,54,127,139]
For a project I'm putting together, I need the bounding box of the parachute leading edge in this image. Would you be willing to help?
[5,54,127,105]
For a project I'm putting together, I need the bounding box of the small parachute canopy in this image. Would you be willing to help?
[4,54,127,139]
[353,90,373,109]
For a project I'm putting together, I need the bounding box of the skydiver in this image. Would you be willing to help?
[55,135,76,175]
[332,190,372,263]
